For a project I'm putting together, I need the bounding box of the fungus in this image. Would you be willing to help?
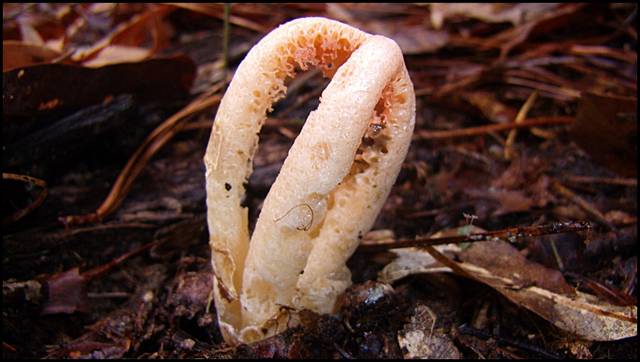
[203,17,415,344]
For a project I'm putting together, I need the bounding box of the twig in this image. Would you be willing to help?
[549,239,565,271]
[167,3,266,32]
[504,90,538,160]
[564,175,637,187]
[72,5,173,63]
[503,77,581,99]
[414,116,574,140]
[457,324,563,359]
[550,180,615,231]
[2,173,48,226]
[60,89,223,227]
[564,272,637,306]
[87,292,131,299]
[570,45,637,64]
[81,239,160,280]
[222,3,231,72]
[357,221,592,253]
[2,341,17,353]
[333,342,355,359]
[423,244,476,280]
[403,208,442,219]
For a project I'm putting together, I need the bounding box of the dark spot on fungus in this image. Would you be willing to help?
[225,183,232,191]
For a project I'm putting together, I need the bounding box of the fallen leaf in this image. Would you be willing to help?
[570,92,637,178]
[430,3,561,29]
[458,255,637,341]
[380,239,637,341]
[167,3,268,33]
[82,45,152,68]
[378,246,457,284]
[3,55,196,120]
[3,40,62,71]
[397,305,461,359]
[17,16,46,45]
[326,3,448,54]
[465,188,534,216]
[71,5,174,64]
[458,240,575,295]
[482,3,587,59]
[364,22,449,55]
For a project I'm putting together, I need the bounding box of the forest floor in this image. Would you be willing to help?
[3,3,637,359]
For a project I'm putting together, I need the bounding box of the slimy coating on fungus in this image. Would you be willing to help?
[204,17,415,344]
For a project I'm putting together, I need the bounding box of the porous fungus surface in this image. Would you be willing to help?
[203,17,415,344]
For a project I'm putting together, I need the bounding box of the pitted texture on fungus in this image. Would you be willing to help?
[204,17,415,345]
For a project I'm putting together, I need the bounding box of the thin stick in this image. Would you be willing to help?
[2,173,48,226]
[357,220,592,253]
[414,116,574,140]
[564,175,637,187]
[503,77,581,99]
[570,45,637,64]
[166,3,266,32]
[504,90,538,160]
[222,3,231,72]
[551,180,614,230]
[457,324,563,359]
[60,92,222,227]
[81,239,160,280]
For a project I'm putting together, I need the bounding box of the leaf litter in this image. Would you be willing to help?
[2,2,637,359]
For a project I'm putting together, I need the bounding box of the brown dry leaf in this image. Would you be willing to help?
[429,3,560,29]
[326,3,448,55]
[459,240,575,294]
[364,22,449,55]
[378,225,486,283]
[82,45,151,68]
[71,5,173,65]
[491,190,535,216]
[166,3,268,32]
[380,239,637,341]
[570,92,637,178]
[3,4,69,42]
[604,210,636,226]
[17,17,45,45]
[3,40,62,71]
[4,55,195,119]
[397,305,461,359]
[482,3,587,60]
[379,246,456,284]
[465,188,535,216]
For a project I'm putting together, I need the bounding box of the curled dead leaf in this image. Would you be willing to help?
[380,238,637,341]
[3,40,63,71]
